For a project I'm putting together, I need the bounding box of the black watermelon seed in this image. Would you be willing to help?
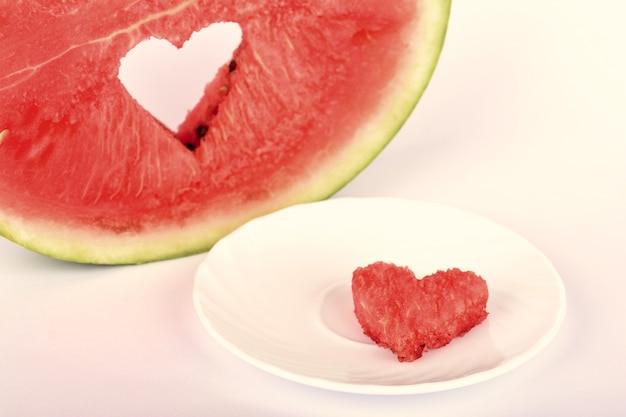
[228,60,237,72]
[196,124,209,139]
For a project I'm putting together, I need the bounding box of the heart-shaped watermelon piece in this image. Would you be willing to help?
[352,262,489,362]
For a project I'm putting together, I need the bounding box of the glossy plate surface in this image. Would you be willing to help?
[193,198,566,395]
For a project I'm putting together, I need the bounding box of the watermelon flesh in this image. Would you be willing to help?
[0,1,450,264]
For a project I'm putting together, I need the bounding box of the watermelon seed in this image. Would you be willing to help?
[184,142,196,151]
[228,60,237,72]
[196,124,209,139]
[0,130,7,145]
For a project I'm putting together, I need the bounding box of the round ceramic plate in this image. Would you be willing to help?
[193,198,566,395]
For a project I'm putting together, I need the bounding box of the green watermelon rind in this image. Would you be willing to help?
[0,0,451,264]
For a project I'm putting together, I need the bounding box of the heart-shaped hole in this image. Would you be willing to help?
[118,22,242,132]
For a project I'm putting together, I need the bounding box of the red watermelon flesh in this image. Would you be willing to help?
[352,263,489,362]
[0,1,451,264]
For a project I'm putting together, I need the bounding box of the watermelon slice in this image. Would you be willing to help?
[0,0,451,264]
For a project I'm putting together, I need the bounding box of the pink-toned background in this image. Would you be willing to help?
[2,1,624,415]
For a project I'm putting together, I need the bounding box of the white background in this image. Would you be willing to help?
[1,1,625,415]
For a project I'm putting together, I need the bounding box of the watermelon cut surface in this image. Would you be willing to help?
[0,0,451,264]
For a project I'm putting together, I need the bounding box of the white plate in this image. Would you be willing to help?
[193,198,566,395]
